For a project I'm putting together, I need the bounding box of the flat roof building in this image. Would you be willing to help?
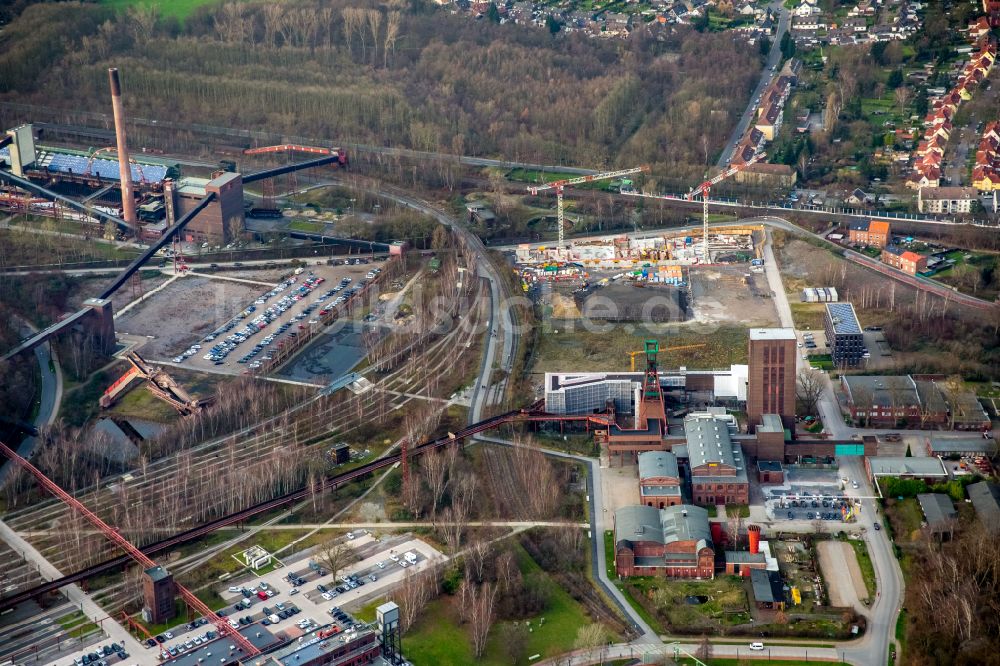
[747,328,797,430]
[866,456,949,487]
[750,568,786,610]
[824,302,864,367]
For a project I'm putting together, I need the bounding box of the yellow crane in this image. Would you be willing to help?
[626,343,706,372]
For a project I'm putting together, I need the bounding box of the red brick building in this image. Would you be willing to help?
[638,451,682,508]
[686,415,750,506]
[614,504,714,578]
[881,245,928,275]
[747,328,797,430]
[848,220,891,248]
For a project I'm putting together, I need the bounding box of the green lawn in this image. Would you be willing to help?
[101,0,224,19]
[287,219,326,233]
[604,530,617,579]
[848,538,876,601]
[403,544,611,665]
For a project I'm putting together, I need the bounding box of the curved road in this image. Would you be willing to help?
[0,318,62,484]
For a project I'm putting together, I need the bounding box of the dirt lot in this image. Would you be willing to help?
[115,275,262,360]
[600,463,640,512]
[689,265,778,326]
[817,540,867,609]
[116,262,385,374]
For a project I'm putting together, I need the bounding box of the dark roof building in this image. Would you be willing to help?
[824,302,864,367]
[967,482,1000,532]
[750,568,786,609]
[917,493,957,538]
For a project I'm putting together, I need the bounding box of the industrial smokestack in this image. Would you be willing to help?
[108,67,137,230]
[748,524,761,555]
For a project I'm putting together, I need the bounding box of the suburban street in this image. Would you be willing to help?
[716,1,791,168]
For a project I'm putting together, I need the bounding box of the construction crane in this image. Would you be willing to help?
[685,153,763,263]
[626,343,706,372]
[0,441,261,658]
[100,351,212,415]
[528,166,649,248]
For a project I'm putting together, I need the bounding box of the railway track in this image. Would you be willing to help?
[0,404,545,612]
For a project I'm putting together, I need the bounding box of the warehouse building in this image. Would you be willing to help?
[613,504,714,578]
[638,451,683,508]
[866,456,950,490]
[686,415,749,506]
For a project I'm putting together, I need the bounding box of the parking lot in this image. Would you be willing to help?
[760,466,863,524]
[168,261,384,375]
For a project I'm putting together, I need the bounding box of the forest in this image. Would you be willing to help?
[0,0,762,179]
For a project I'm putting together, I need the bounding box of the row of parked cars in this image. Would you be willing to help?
[154,628,218,661]
[73,643,128,666]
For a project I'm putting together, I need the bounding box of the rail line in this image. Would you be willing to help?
[0,403,607,611]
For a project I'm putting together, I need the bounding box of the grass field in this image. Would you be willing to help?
[101,0,223,19]
[848,538,876,600]
[624,576,751,630]
[287,218,326,233]
[530,324,749,375]
[402,544,612,665]
[57,610,100,639]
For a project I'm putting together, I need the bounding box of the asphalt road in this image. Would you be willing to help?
[716,1,791,168]
[0,318,62,485]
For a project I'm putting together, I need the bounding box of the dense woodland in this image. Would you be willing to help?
[0,1,761,179]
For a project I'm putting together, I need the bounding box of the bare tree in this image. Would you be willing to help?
[317,538,357,582]
[466,539,492,584]
[467,578,499,658]
[797,369,824,416]
[574,623,610,650]
[397,567,437,633]
[894,86,912,116]
[696,635,713,662]
[422,446,452,524]
[384,11,401,68]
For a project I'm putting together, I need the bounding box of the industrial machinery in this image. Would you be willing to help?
[685,153,763,262]
[100,352,210,415]
[527,166,649,247]
[626,343,705,372]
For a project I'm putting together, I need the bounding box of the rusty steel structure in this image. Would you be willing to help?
[0,440,260,657]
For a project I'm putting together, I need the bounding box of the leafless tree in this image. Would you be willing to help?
[396,567,437,633]
[894,86,912,116]
[367,10,382,66]
[317,538,357,582]
[422,445,452,524]
[797,369,824,416]
[696,635,713,662]
[467,578,499,658]
[384,11,401,68]
[574,622,610,650]
[466,539,492,584]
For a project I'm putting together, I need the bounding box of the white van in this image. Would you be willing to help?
[750,642,765,651]
[294,267,304,275]
[404,551,418,565]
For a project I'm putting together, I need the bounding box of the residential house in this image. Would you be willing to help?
[881,244,928,274]
[917,186,979,213]
[848,219,890,246]
[846,188,876,206]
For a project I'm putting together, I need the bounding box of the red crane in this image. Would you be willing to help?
[685,152,763,262]
[0,441,261,658]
